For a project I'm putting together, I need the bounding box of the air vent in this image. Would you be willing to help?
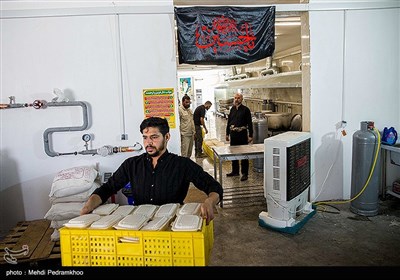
[273,155,280,167]
[273,167,280,179]
[273,179,280,191]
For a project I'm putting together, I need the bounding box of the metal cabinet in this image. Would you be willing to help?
[381,144,400,199]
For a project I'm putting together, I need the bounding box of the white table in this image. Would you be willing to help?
[212,143,265,207]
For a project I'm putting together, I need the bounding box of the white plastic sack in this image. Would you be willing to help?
[49,166,98,198]
[44,202,85,221]
[49,181,100,203]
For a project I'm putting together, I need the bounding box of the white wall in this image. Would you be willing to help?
[0,1,178,235]
[178,69,224,113]
[309,5,400,201]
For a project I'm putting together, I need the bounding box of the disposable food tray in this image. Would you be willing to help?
[90,215,123,229]
[171,215,202,232]
[141,216,173,231]
[134,204,158,218]
[114,213,149,230]
[64,214,101,228]
[178,203,201,216]
[92,203,119,215]
[112,205,136,217]
[60,219,213,266]
[154,203,179,218]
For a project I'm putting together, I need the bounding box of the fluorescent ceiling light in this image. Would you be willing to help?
[275,16,301,26]
[275,22,301,26]
[276,17,300,22]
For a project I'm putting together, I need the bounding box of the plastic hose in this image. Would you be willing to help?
[314,127,381,206]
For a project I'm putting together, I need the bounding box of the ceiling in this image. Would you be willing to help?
[274,16,301,55]
[174,0,304,5]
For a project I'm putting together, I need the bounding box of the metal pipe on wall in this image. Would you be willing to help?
[2,97,143,157]
[42,101,143,157]
[43,101,89,157]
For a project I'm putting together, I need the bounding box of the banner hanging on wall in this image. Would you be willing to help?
[174,6,275,65]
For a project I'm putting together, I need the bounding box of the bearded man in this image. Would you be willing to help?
[81,117,223,225]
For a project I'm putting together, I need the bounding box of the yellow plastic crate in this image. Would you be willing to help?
[202,142,215,160]
[60,220,213,267]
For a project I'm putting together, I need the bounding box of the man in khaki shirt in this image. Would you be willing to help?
[178,95,195,157]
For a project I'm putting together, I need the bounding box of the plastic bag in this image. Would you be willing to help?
[382,127,398,145]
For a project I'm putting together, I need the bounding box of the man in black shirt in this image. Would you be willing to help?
[81,117,223,224]
[193,101,212,158]
[226,93,253,181]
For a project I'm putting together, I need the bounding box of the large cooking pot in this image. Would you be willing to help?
[263,112,291,130]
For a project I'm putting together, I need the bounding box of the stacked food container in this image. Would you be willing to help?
[59,202,213,266]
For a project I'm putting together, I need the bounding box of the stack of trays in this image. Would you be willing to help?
[133,204,158,218]
[177,202,201,216]
[172,203,203,232]
[113,204,159,230]
[172,215,203,232]
[63,202,204,232]
[63,214,101,228]
[114,213,150,230]
[92,203,119,215]
[155,203,179,218]
[112,205,136,216]
[141,203,179,231]
[89,214,124,229]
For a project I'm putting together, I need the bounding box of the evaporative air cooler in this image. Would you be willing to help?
[258,131,316,234]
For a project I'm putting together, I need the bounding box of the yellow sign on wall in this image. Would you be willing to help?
[142,88,175,128]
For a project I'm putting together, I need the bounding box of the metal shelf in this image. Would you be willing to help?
[387,189,400,199]
[381,144,400,199]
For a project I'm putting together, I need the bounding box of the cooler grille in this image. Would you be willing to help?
[286,138,311,201]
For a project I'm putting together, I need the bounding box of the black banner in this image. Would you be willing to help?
[175,6,275,65]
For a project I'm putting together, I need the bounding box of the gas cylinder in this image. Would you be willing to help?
[350,121,381,216]
[252,112,269,172]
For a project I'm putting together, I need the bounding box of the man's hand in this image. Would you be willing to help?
[200,192,220,225]
[80,194,102,215]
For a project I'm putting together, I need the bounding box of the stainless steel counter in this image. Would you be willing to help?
[212,143,265,207]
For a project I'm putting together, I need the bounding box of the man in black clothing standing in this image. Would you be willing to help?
[193,101,212,158]
[81,117,222,225]
[226,93,253,181]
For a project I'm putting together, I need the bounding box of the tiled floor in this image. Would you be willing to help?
[192,113,265,208]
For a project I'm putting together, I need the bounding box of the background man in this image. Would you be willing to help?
[225,93,253,181]
[193,101,212,158]
[178,95,195,157]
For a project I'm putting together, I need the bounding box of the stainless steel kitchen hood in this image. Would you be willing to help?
[223,71,301,89]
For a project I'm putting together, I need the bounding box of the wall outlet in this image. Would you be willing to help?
[102,172,113,183]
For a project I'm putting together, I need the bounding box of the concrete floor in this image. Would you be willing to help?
[3,114,399,274]
[187,113,400,267]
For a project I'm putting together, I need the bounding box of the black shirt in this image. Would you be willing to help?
[193,105,206,126]
[226,104,253,137]
[93,150,223,205]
